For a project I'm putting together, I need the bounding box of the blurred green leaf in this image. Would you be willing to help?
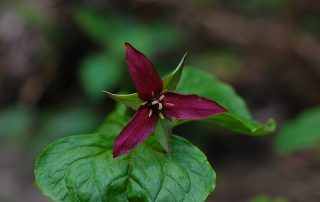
[0,106,33,139]
[249,194,289,202]
[73,6,112,45]
[275,106,320,154]
[175,67,275,135]
[193,51,242,79]
[35,104,216,202]
[37,106,100,141]
[74,6,182,57]
[79,53,123,101]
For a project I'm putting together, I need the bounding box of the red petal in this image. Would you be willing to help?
[125,42,163,100]
[113,106,158,158]
[162,92,226,120]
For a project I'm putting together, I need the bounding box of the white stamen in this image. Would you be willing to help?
[159,95,165,101]
[158,112,164,119]
[151,100,159,105]
[158,103,163,110]
[148,109,153,117]
[141,101,147,106]
[165,103,174,107]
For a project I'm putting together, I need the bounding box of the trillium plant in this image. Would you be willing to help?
[111,43,226,158]
[35,42,275,202]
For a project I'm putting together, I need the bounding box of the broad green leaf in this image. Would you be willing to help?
[35,110,216,202]
[104,92,142,110]
[79,53,123,101]
[175,67,275,135]
[275,106,320,154]
[163,52,188,91]
[154,119,172,155]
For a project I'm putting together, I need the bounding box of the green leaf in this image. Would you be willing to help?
[154,119,173,155]
[175,67,275,135]
[35,110,216,202]
[275,106,320,154]
[163,52,188,91]
[79,53,123,101]
[104,92,142,110]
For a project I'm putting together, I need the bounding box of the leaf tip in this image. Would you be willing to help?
[178,52,188,68]
[102,91,114,98]
[183,51,188,59]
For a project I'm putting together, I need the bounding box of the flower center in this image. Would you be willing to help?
[142,94,165,119]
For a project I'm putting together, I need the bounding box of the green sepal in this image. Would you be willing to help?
[103,91,142,110]
[163,52,188,91]
[154,119,173,155]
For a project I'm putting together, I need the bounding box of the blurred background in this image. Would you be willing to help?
[0,0,320,201]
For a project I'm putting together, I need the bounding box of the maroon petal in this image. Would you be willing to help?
[162,92,226,120]
[125,42,163,100]
[113,106,158,158]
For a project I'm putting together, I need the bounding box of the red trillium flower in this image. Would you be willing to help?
[111,42,226,158]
